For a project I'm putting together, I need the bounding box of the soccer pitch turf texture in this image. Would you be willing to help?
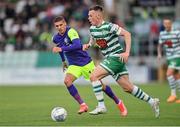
[0,82,180,126]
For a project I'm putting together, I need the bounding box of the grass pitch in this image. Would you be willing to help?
[0,82,180,126]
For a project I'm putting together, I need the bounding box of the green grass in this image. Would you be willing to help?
[0,82,180,126]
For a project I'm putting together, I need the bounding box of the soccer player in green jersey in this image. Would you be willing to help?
[83,5,160,118]
[158,18,180,103]
[52,16,127,116]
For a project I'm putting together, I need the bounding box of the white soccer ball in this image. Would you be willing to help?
[51,107,67,122]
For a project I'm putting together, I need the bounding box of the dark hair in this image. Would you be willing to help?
[89,5,103,12]
[53,16,65,23]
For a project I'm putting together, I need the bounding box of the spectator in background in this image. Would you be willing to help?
[149,19,160,55]
[15,27,25,50]
[0,29,6,51]
[0,0,98,51]
[39,23,52,50]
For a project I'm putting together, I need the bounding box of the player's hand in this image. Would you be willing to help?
[52,47,62,53]
[83,44,90,51]
[119,52,129,63]
[62,61,68,72]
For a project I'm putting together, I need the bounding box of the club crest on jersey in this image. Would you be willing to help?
[96,39,108,48]
[64,37,69,45]
[164,40,172,48]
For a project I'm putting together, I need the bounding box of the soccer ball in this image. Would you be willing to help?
[51,107,67,122]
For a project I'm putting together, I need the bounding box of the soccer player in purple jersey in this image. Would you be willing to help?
[52,16,127,116]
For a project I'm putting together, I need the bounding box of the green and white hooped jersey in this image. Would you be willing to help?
[90,21,124,57]
[159,30,180,60]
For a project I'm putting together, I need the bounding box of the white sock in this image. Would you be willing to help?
[148,98,155,106]
[167,76,176,96]
[176,79,180,92]
[171,89,176,96]
[131,85,154,106]
[91,80,105,107]
[98,101,105,108]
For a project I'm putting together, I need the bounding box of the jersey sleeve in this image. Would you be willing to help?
[52,35,58,45]
[67,28,79,41]
[89,28,94,39]
[52,35,55,43]
[59,52,65,62]
[109,23,122,35]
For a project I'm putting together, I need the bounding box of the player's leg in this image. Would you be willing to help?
[166,68,177,103]
[116,75,160,118]
[83,61,107,114]
[166,58,180,103]
[174,71,180,91]
[101,80,127,116]
[100,56,159,117]
[174,71,180,103]
[83,61,127,115]
[65,66,88,114]
[101,81,119,104]
[64,73,83,104]
[90,56,128,116]
[89,65,109,115]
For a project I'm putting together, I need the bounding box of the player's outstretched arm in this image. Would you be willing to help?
[119,28,131,63]
[61,39,82,52]
[61,28,82,52]
[83,36,95,51]
[83,44,91,51]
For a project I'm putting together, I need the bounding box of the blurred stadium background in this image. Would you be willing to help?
[0,0,180,126]
[0,0,180,85]
[0,0,179,85]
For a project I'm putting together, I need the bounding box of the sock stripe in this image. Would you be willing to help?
[168,77,175,81]
[146,96,151,102]
[137,91,143,98]
[134,88,140,97]
[98,99,104,102]
[93,87,102,91]
[92,81,105,107]
[93,85,102,89]
[132,86,153,105]
[93,86,102,90]
[93,84,102,91]
[94,89,103,93]
[171,86,176,89]
[140,95,145,100]
[167,76,177,90]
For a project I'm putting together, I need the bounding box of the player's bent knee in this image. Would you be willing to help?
[166,69,175,76]
[64,79,73,87]
[166,72,173,77]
